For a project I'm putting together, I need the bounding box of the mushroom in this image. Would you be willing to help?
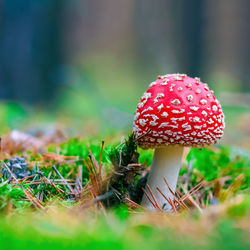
[133,73,225,211]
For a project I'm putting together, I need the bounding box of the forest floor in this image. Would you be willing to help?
[0,127,249,250]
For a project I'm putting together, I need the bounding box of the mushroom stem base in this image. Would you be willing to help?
[141,146,184,212]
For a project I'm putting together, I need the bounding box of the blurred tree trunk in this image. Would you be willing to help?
[0,0,65,105]
[63,0,134,60]
[134,0,205,78]
[204,0,250,91]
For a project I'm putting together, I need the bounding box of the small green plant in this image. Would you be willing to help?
[0,184,31,211]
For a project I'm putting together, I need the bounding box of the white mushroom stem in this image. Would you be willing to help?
[141,146,184,212]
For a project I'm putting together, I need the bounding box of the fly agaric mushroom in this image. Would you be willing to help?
[133,73,225,211]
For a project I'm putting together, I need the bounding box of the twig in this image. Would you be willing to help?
[176,191,189,209]
[115,136,125,150]
[119,144,125,168]
[74,184,80,196]
[168,197,177,213]
[0,179,10,187]
[205,192,210,207]
[98,200,106,216]
[37,172,65,199]
[99,140,104,177]
[17,174,37,183]
[146,184,162,211]
[80,190,114,209]
[142,187,157,210]
[1,161,18,183]
[65,168,73,179]
[180,181,205,202]
[125,198,145,210]
[163,178,179,200]
[78,165,83,190]
[52,165,77,197]
[156,187,178,212]
[1,161,44,209]
[163,178,186,211]
[182,185,203,213]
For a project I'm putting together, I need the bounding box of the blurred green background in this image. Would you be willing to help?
[0,0,249,148]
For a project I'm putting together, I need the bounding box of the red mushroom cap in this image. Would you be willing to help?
[133,73,225,149]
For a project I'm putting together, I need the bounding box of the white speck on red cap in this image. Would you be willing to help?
[149,81,157,87]
[190,106,199,111]
[201,110,208,117]
[159,122,170,128]
[171,99,181,105]
[157,104,164,112]
[212,105,218,111]
[161,112,168,118]
[174,75,183,80]
[187,95,193,101]
[171,109,184,114]
[160,79,169,85]
[139,119,148,126]
[133,73,225,149]
[200,99,207,105]
[154,93,165,104]
[141,106,153,114]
